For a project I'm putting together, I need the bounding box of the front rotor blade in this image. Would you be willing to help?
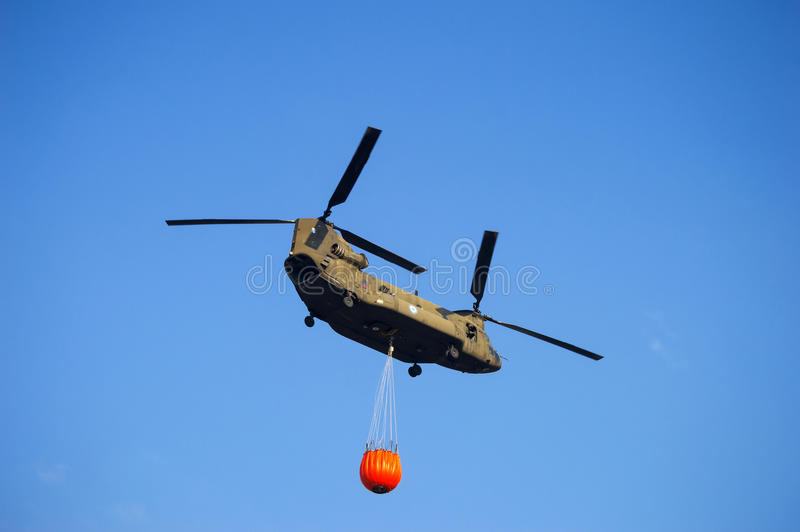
[470,231,499,308]
[484,316,603,360]
[326,126,382,212]
[165,219,295,226]
[336,226,426,274]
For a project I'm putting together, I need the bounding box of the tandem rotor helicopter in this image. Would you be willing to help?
[167,126,603,377]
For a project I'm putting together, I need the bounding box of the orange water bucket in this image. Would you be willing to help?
[359,449,402,494]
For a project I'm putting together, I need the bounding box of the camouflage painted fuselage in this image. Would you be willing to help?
[284,218,501,373]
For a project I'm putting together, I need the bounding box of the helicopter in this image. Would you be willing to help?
[166,126,603,377]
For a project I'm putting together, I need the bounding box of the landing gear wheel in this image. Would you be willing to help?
[343,295,354,308]
[408,364,422,378]
[304,315,315,328]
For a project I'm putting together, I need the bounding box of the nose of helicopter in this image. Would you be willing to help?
[483,356,501,373]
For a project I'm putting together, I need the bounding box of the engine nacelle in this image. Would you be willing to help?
[330,243,369,269]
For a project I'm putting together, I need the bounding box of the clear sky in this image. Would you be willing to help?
[2,1,799,531]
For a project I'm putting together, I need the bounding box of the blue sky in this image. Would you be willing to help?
[2,1,799,530]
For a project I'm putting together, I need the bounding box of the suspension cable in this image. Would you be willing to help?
[367,340,398,452]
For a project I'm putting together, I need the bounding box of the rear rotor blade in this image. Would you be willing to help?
[326,126,382,215]
[336,226,426,274]
[470,231,499,309]
[165,219,295,226]
[483,315,603,360]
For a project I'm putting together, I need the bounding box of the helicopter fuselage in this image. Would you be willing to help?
[284,218,501,374]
